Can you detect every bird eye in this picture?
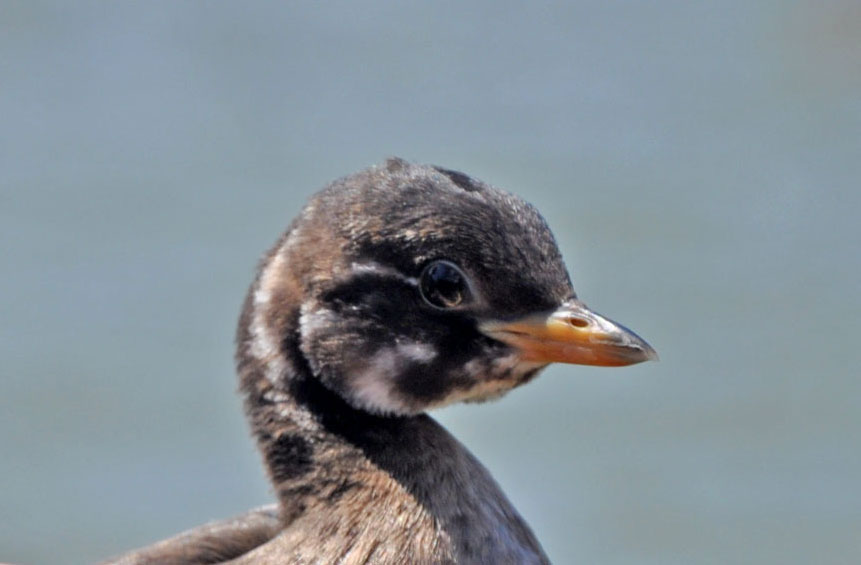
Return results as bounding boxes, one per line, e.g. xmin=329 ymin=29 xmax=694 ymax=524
xmin=420 ymin=261 xmax=470 ymax=309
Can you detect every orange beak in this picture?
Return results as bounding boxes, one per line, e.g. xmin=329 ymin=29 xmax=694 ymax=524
xmin=479 ymin=300 xmax=657 ymax=367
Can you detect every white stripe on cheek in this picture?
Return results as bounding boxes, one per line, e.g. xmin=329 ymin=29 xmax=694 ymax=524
xmin=350 ymin=348 xmax=407 ymax=414
xmin=395 ymin=342 xmax=437 ymax=363
xmin=348 ymin=342 xmax=437 ymax=415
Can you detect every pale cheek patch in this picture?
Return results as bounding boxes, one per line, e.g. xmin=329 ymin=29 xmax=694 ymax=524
xmin=396 ymin=341 xmax=437 ymax=364
xmin=349 ymin=342 xmax=437 ymax=415
xmin=297 ymin=303 xmax=340 ymax=376
xmin=298 ymin=303 xmax=339 ymax=339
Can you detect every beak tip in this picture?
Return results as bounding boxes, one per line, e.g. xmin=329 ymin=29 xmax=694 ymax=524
xmin=626 ymin=334 xmax=658 ymax=365
xmin=644 ymin=345 xmax=659 ymax=363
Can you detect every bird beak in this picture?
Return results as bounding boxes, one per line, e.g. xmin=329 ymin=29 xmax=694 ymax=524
xmin=479 ymin=300 xmax=657 ymax=367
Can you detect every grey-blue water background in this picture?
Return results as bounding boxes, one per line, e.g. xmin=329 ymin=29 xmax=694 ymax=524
xmin=2 ymin=3 xmax=859 ymax=564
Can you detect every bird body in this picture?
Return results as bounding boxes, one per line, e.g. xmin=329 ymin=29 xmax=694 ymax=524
xmin=103 ymin=159 xmax=655 ymax=564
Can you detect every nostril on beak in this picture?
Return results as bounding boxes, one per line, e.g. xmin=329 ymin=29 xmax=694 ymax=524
xmin=566 ymin=316 xmax=589 ymax=328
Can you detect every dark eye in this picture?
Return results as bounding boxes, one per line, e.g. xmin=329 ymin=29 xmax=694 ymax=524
xmin=419 ymin=261 xmax=470 ymax=309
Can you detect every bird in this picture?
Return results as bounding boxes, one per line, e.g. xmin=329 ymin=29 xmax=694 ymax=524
xmin=102 ymin=158 xmax=656 ymax=564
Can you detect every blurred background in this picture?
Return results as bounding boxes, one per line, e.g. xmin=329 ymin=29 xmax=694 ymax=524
xmin=1 ymin=2 xmax=859 ymax=563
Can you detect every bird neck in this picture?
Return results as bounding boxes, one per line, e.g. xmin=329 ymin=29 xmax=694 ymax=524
xmin=235 ymin=284 xmax=353 ymax=514
xmin=234 ymin=248 xmax=548 ymax=563
xmin=234 ymin=271 xmax=423 ymax=516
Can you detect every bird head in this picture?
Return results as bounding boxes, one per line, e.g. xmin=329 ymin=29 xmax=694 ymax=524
xmin=241 ymin=158 xmax=656 ymax=416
